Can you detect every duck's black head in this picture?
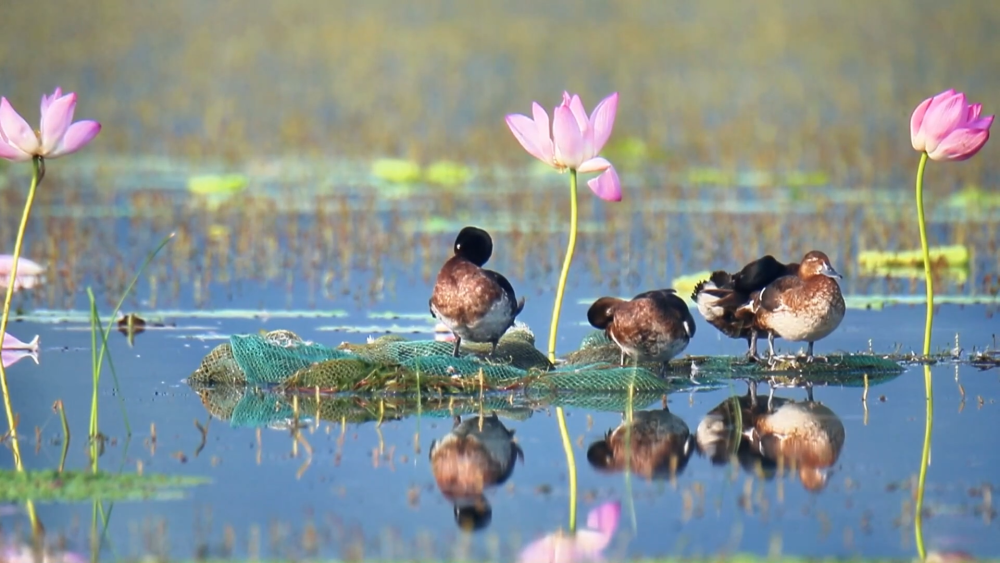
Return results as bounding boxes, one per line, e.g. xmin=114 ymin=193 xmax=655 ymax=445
xmin=453 ymin=496 xmax=492 ymax=532
xmin=454 ymin=226 xmax=493 ymax=267
xmin=585 ymin=437 xmax=615 ymax=471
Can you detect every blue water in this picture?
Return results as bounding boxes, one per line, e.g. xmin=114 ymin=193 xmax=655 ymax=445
xmin=3 ymin=272 xmax=998 ymax=560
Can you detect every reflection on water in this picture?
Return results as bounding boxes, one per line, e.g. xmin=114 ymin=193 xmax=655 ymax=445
xmin=695 ymin=384 xmax=846 ymax=492
xmin=750 ymin=399 xmax=846 ymax=492
xmin=429 ymin=414 xmax=523 ymax=533
xmin=587 ymin=405 xmax=694 ymax=480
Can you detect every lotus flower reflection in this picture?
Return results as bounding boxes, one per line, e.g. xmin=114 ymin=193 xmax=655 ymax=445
xmin=0 ymin=255 xmax=45 ymax=291
xmin=0 ymin=87 xmax=101 ymax=162
xmin=518 ymin=500 xmax=621 ymax=563
xmin=1 ymin=332 xmax=40 ymax=369
xmin=506 ymin=91 xmax=621 ymax=201
xmin=911 ymin=89 xmax=993 ymax=162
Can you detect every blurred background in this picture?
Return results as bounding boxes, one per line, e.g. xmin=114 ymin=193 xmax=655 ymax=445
xmin=1 ymin=3 xmax=999 ymax=560
xmin=0 ymin=0 xmax=998 ymax=313
xmin=2 ymin=0 xmax=998 ymax=184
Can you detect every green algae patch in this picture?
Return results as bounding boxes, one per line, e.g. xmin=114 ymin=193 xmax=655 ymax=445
xmin=857 ymin=245 xmax=970 ymax=269
xmin=0 ymin=470 xmax=208 ymax=502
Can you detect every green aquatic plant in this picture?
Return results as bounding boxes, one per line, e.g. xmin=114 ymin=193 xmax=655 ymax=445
xmin=914 ymin=364 xmax=934 ymax=561
xmin=0 ymin=88 xmax=102 ymax=472
xmin=909 ymin=89 xmax=993 ymax=356
xmin=86 ymin=232 xmax=175 ymax=472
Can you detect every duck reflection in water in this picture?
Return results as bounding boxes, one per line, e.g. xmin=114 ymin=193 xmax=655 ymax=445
xmin=696 ymin=382 xmax=846 ymax=492
xmin=429 ymin=413 xmax=523 ymax=532
xmin=586 ymin=403 xmax=694 ymax=480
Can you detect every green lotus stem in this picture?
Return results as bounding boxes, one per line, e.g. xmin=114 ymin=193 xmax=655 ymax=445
xmin=914 ymin=152 xmax=932 ymax=356
xmin=555 ymin=406 xmax=577 ymax=533
xmin=0 ymin=155 xmax=44 ymax=472
xmin=624 ymin=382 xmax=637 ymax=534
xmin=548 ymin=169 xmax=579 ymax=362
xmin=914 ymin=364 xmax=933 ymax=561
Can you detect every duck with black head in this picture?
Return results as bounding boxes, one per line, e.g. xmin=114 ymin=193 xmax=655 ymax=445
xmin=430 ymin=226 xmax=526 ymax=357
xmin=428 ymin=413 xmax=524 ymax=532
xmin=736 ymin=250 xmax=845 ymax=361
xmin=587 ymin=289 xmax=695 ymax=376
xmin=691 ymin=255 xmax=799 ymax=359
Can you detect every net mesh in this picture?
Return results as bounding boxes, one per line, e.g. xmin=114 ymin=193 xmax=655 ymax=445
xmin=187 ymin=323 xmax=906 ymax=395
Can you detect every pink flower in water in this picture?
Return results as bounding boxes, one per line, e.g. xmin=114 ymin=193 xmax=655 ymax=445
xmin=1 ymin=332 xmax=39 ymax=369
xmin=911 ymin=89 xmax=993 ymax=161
xmin=518 ymin=501 xmax=621 ymax=563
xmin=0 ymin=255 xmax=45 ymax=290
xmin=0 ymin=542 xmax=86 ymax=563
xmin=2 ymin=332 xmax=39 ymax=351
xmin=506 ymin=92 xmax=622 ymax=202
xmin=0 ymin=87 xmax=102 ymax=162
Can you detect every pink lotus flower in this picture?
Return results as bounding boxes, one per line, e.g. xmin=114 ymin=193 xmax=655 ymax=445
xmin=911 ymin=89 xmax=993 ymax=161
xmin=0 ymin=87 xmax=101 ymax=162
xmin=0 ymin=255 xmax=45 ymax=290
xmin=506 ymin=92 xmax=622 ymax=201
xmin=518 ymin=501 xmax=621 ymax=563
xmin=1 ymin=332 xmax=40 ymax=369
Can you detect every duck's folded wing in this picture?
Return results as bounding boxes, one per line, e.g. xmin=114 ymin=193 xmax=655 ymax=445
xmin=757 ymin=275 xmax=803 ymax=312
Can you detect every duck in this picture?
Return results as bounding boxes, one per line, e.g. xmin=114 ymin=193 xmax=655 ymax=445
xmin=746 ymin=399 xmax=846 ymax=492
xmin=429 ymin=413 xmax=524 ymax=532
xmin=691 ymin=255 xmax=799 ymax=359
xmin=735 ymin=250 xmax=845 ymax=361
xmin=586 ymin=406 xmax=694 ymax=479
xmin=694 ymin=384 xmax=788 ymax=468
xmin=587 ymin=289 xmax=695 ymax=375
xmin=429 ymin=227 xmax=526 ymax=357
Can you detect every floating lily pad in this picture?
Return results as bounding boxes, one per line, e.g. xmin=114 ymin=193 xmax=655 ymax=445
xmin=671 ymin=271 xmax=714 ymax=301
xmin=603 ymin=136 xmax=652 ymax=167
xmin=371 ymin=158 xmax=422 ymax=184
xmin=687 ymin=167 xmax=736 ymax=186
xmin=845 ymin=294 xmax=998 ymax=310
xmin=858 ymin=245 xmax=970 ymax=269
xmin=424 ymin=160 xmax=473 ymax=187
xmin=0 ymin=470 xmax=208 ymax=502
xmin=859 ymin=264 xmax=968 ymax=285
xmin=946 ymin=185 xmax=1000 ymax=209
xmin=11 ymin=308 xmax=350 ymax=324
xmin=784 ymin=170 xmax=830 ymax=188
xmin=187 ymin=174 xmax=248 ymax=195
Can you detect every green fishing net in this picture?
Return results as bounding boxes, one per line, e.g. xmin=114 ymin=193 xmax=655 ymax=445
xmin=187 ymin=324 xmax=906 ymax=397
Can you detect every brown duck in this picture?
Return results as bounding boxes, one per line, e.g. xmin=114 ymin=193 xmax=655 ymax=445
xmin=736 ymin=250 xmax=845 ymax=360
xmin=587 ymin=406 xmax=694 ymax=479
xmin=587 ymin=289 xmax=695 ymax=375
